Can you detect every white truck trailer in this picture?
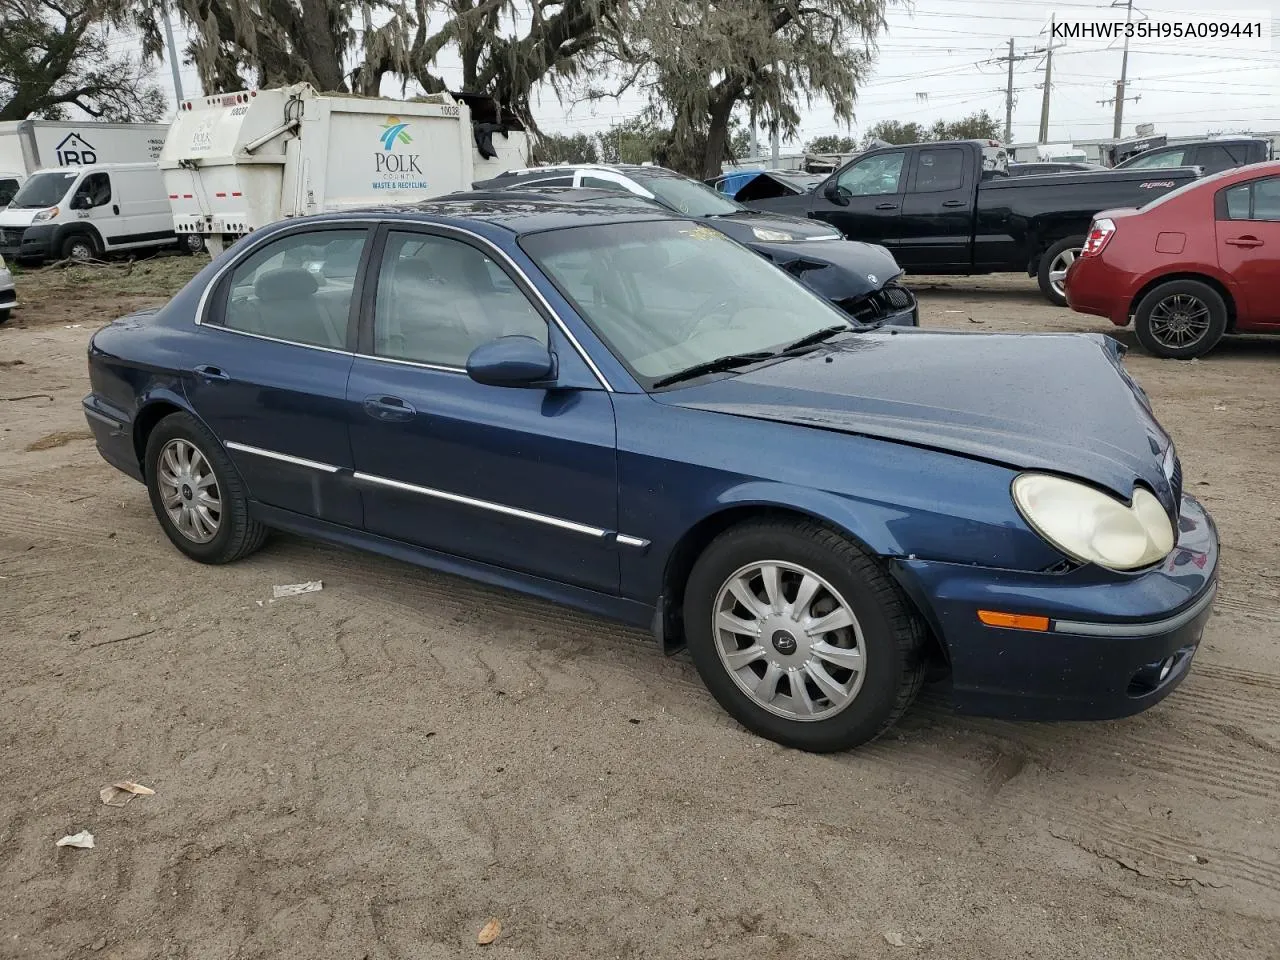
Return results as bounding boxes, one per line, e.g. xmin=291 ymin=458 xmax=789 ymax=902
xmin=0 ymin=119 xmax=168 ymax=206
xmin=159 ymin=84 xmax=529 ymax=253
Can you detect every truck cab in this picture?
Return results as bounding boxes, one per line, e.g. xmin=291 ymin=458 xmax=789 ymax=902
xmin=1116 ymin=138 xmax=1271 ymax=175
xmin=0 ymin=163 xmax=181 ymax=263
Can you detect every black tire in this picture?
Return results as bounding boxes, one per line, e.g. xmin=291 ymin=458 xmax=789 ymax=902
xmin=1037 ymin=235 xmax=1086 ymax=307
xmin=59 ymin=232 xmax=98 ymax=262
xmin=144 ymin=411 xmax=268 ymax=564
xmin=1134 ymin=279 xmax=1228 ymax=360
xmin=0 ymin=308 xmax=10 ymax=326
xmin=683 ymin=518 xmax=927 ymax=752
xmin=181 ymin=233 xmax=206 ymax=255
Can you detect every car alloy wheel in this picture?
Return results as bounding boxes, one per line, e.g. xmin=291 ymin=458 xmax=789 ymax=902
xmin=1147 ymin=293 xmax=1211 ymax=350
xmin=156 ymin=437 xmax=221 ymax=543
xmin=67 ymin=238 xmax=95 ymax=261
xmin=712 ymin=560 xmax=867 ymax=721
xmin=1047 ymin=247 xmax=1078 ymax=299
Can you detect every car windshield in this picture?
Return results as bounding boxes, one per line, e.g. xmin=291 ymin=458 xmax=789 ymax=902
xmin=521 ymin=218 xmax=852 ymax=386
xmin=9 ymin=171 xmax=77 ymax=209
xmin=638 ymin=173 xmax=743 ymax=217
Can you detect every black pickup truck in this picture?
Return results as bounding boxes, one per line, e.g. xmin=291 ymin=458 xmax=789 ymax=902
xmin=746 ymin=140 xmax=1201 ymax=305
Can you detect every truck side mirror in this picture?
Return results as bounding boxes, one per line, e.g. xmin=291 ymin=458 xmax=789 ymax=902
xmin=823 ymin=180 xmax=850 ymax=206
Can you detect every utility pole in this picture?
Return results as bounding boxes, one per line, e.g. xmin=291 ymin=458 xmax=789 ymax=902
xmin=1038 ymin=14 xmax=1061 ymax=143
xmin=1005 ymin=38 xmax=1015 ymax=143
xmin=1112 ymin=0 xmax=1134 ymax=137
xmin=161 ymin=1 xmax=184 ymax=103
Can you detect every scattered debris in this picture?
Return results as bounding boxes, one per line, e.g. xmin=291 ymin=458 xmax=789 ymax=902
xmin=1 ymin=394 xmax=54 ymax=403
xmin=99 ymin=781 xmax=156 ymax=807
xmin=883 ymin=931 xmax=907 ymax=947
xmin=477 ymin=918 xmax=502 ymax=945
xmin=56 ymin=830 xmax=95 ymax=849
xmin=967 ymin=316 xmax=984 ymax=324
xmin=90 ymin=937 xmax=107 ymax=951
xmin=87 ymin=628 xmax=156 ymax=649
xmin=272 ymin=580 xmax=323 ymax=601
xmin=1214 ymin=404 xmax=1227 ymax=412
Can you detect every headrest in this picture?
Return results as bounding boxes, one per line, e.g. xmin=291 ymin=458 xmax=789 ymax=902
xmin=255 ymin=267 xmax=318 ymax=302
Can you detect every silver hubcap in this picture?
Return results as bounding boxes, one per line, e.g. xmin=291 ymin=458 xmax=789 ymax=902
xmin=69 ymin=241 xmax=93 ymax=261
xmin=1149 ymin=293 xmax=1211 ymax=349
xmin=157 ymin=438 xmax=221 ymax=543
xmin=712 ymin=561 xmax=867 ymax=722
xmin=1048 ymin=247 xmax=1079 ymax=297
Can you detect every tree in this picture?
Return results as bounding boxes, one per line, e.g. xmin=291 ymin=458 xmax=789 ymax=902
xmin=593 ymin=0 xmax=893 ymax=178
xmin=533 ymin=130 xmax=599 ymax=164
xmin=805 ymin=134 xmax=857 ymax=154
xmin=862 ymin=120 xmax=928 ymax=146
xmin=928 ymin=110 xmax=1001 ymax=142
xmin=0 ymin=0 xmax=166 ymax=121
xmin=597 ymin=116 xmax=667 ymax=163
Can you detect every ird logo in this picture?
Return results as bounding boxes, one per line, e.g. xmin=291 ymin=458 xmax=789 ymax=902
xmin=55 ymin=132 xmax=97 ymax=165
xmin=379 ymin=118 xmax=412 ymax=151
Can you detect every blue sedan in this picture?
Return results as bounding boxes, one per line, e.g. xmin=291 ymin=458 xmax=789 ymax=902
xmin=83 ymin=199 xmax=1218 ymax=752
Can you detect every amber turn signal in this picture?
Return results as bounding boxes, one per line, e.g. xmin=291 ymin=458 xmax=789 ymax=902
xmin=977 ymin=610 xmax=1050 ymax=632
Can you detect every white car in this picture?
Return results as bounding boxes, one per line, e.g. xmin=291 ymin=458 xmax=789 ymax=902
xmin=0 ymin=251 xmax=14 ymax=324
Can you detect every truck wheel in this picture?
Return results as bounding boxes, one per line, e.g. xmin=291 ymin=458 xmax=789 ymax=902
xmin=1134 ymin=279 xmax=1227 ymax=360
xmin=60 ymin=233 xmax=98 ymax=262
xmin=682 ymin=518 xmax=927 ymax=752
xmin=0 ymin=308 xmax=10 ymax=326
xmin=181 ymin=234 xmax=206 ymax=255
xmin=1037 ymin=236 xmax=1085 ymax=307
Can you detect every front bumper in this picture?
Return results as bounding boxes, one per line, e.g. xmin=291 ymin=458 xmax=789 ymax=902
xmin=897 ymin=493 xmax=1218 ymax=721
xmin=0 ymin=266 xmax=14 ymax=311
xmin=0 ymin=224 xmax=53 ymax=261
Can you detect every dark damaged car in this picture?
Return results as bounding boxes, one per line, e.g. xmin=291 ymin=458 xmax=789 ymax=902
xmin=83 ymin=198 xmax=1217 ymax=753
xmin=469 ymin=165 xmax=918 ymax=327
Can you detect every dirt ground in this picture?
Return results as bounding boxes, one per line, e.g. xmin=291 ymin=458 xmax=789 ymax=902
xmin=2 ymin=259 xmax=1278 ymax=960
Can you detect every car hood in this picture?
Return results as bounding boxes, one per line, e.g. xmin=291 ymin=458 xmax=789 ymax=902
xmin=749 ymin=238 xmax=902 ymax=300
xmin=710 ymin=210 xmax=841 ymax=243
xmin=0 ymin=208 xmax=39 ymax=227
xmin=655 ymin=330 xmax=1175 ymax=505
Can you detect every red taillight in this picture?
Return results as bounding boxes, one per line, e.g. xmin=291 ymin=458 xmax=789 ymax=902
xmin=1081 ymin=217 xmax=1116 ymax=257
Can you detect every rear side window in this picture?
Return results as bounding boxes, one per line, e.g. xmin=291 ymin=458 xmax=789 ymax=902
xmin=217 ymin=229 xmax=367 ymax=349
xmin=1196 ymin=145 xmax=1241 ymax=174
xmin=914 ymin=148 xmax=964 ymax=192
xmin=1219 ymin=178 xmax=1280 ymax=222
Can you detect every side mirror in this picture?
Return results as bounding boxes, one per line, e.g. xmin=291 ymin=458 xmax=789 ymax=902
xmin=823 ymin=180 xmax=850 ymax=206
xmin=466 ymin=335 xmax=557 ymax=388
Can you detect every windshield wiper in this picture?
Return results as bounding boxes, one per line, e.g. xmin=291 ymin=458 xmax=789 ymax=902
xmin=650 ymin=350 xmax=777 ymax=388
xmin=779 ymin=324 xmax=851 ymax=354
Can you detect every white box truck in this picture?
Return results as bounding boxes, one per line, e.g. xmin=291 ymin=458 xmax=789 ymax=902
xmin=160 ymin=84 xmax=530 ymax=253
xmin=0 ymin=119 xmax=168 ymax=207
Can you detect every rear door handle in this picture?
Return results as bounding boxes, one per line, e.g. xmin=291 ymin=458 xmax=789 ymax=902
xmin=194 ymin=364 xmax=229 ymax=381
xmin=363 ymin=395 xmax=417 ymax=421
xmin=1225 ymin=236 xmax=1263 ymax=248
xmin=941 ymin=199 xmax=965 ymax=207
xmin=875 ymin=202 xmax=898 ymax=210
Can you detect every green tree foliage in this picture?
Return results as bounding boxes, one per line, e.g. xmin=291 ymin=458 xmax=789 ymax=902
xmin=532 ymin=130 xmax=600 ymax=164
xmin=0 ymin=0 xmax=166 ymax=121
xmin=863 ymin=111 xmax=1003 ymax=147
xmin=862 ymin=119 xmax=928 ymax=146
xmin=804 ymin=134 xmax=858 ymax=153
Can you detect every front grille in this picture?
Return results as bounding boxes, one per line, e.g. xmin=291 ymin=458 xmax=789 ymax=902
xmin=839 ymin=282 xmax=916 ymax=325
xmin=0 ymin=227 xmax=23 ymax=247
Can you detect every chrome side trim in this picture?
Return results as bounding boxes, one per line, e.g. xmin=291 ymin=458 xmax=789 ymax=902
xmin=192 ymin=216 xmax=615 ymax=392
xmin=616 ymin=534 xmax=650 ymax=548
xmin=225 ymin=441 xmax=341 ymax=474
xmin=353 ymin=471 xmax=609 ymax=538
xmin=1053 ymin=581 xmax=1217 ymax=638
xmin=352 ymin=352 xmax=465 ymax=374
xmin=203 ymin=324 xmax=353 ymax=356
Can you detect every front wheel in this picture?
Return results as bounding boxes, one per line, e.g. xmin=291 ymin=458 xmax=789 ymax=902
xmin=1134 ymin=279 xmax=1227 ymax=359
xmin=683 ymin=519 xmax=927 ymax=752
xmin=144 ymin=412 xmax=268 ymax=564
xmin=0 ymin=308 xmax=10 ymax=326
xmin=1037 ymin=235 xmax=1085 ymax=307
xmin=60 ymin=232 xmax=98 ymax=262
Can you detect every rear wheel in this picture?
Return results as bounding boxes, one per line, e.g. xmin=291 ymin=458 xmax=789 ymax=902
xmin=0 ymin=308 xmax=10 ymax=326
xmin=1134 ymin=279 xmax=1227 ymax=359
xmin=59 ymin=232 xmax=98 ymax=262
xmin=181 ymin=233 xmax=206 ymax=255
xmin=683 ymin=519 xmax=927 ymax=752
xmin=144 ymin=412 xmax=268 ymax=564
xmin=1037 ymin=235 xmax=1085 ymax=307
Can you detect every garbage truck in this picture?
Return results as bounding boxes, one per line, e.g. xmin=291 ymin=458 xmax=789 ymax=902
xmin=0 ymin=119 xmax=167 ymax=206
xmin=159 ymin=84 xmax=530 ymax=253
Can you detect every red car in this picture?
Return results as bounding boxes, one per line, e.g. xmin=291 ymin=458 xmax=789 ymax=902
xmin=1065 ymin=161 xmax=1280 ymax=358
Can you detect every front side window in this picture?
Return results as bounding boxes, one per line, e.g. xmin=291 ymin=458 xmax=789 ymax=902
xmin=523 ymin=219 xmax=850 ymax=386
xmin=836 ymin=152 xmax=906 ymax=197
xmin=373 ymin=231 xmax=546 ymax=368
xmin=1126 ymin=148 xmax=1187 ymax=170
xmin=73 ymin=172 xmax=111 ymax=208
xmin=914 ymin=148 xmax=964 ymax=192
xmin=218 ymin=229 xmax=367 ymax=349
xmin=0 ymin=178 xmax=19 ymax=206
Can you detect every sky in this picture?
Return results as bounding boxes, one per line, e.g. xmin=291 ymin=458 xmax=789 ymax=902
xmin=114 ymin=0 xmax=1280 ymax=148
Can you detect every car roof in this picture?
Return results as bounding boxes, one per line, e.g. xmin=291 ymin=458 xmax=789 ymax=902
xmin=443 ymin=186 xmax=661 ymax=206
xmin=479 ymin=162 xmax=686 ymax=182
xmin=315 ymin=196 xmax=681 ymax=235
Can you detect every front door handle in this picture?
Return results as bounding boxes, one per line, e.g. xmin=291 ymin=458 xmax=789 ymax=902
xmin=194 ymin=364 xmax=229 ymax=381
xmin=941 ymin=199 xmax=965 ymax=207
xmin=1225 ymin=236 xmax=1263 ymax=248
xmin=363 ymin=394 xmax=417 ymax=421
xmin=875 ymin=202 xmax=898 ymax=210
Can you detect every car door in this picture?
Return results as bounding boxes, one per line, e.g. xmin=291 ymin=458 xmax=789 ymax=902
xmin=895 ymin=145 xmax=972 ymax=270
xmin=810 ymin=149 xmax=907 ymax=245
xmin=185 ymin=224 xmax=371 ymax=526
xmin=1215 ymin=176 xmax=1280 ymax=327
xmin=69 ymin=171 xmax=118 ymax=242
xmin=345 ymin=226 xmax=620 ymax=593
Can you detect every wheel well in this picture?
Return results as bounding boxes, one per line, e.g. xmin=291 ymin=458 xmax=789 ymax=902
xmin=1129 ymin=273 xmax=1237 ymax=330
xmin=660 ymin=506 xmax=949 ymax=669
xmin=55 ymin=223 xmax=103 ymax=256
xmin=131 ymin=401 xmax=182 ymax=472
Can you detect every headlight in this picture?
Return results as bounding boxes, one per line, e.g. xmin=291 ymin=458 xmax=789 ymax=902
xmin=1012 ymin=473 xmax=1175 ymax=571
xmin=32 ymin=206 xmax=58 ymax=222
xmin=752 ymin=227 xmax=796 ymax=242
